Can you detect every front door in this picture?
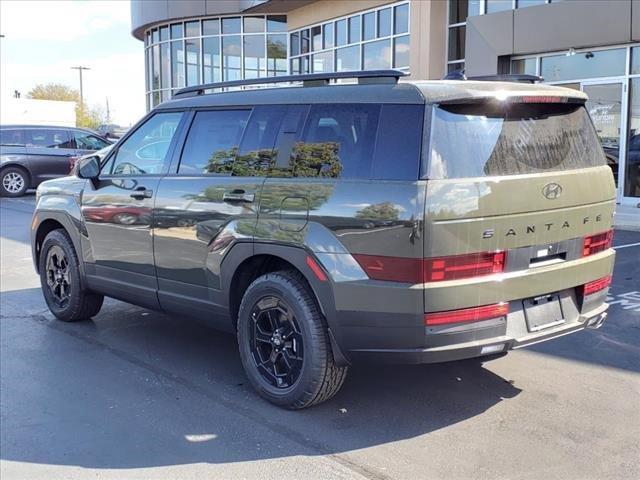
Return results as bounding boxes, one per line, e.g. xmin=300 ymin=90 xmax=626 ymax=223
xmin=81 ymin=111 xmax=184 ymax=307
xmin=153 ymin=106 xmax=286 ymax=322
xmin=581 ymin=82 xmax=625 ymax=200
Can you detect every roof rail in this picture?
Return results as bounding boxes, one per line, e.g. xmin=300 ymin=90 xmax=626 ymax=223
xmin=467 ymin=74 xmax=544 ymax=84
xmin=173 ymin=69 xmax=409 ymax=98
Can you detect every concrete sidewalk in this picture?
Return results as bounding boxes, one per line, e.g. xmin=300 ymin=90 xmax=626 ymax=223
xmin=615 ymin=203 xmax=640 ymax=231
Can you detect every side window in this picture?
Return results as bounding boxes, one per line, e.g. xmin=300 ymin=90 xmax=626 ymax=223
xmin=27 ymin=129 xmax=74 ymax=149
xmin=289 ymin=104 xmax=380 ymax=178
xmin=110 ymin=112 xmax=183 ymax=175
xmin=234 ymin=106 xmax=287 ymax=176
xmin=74 ymin=131 xmax=110 ymax=151
xmin=178 ymin=110 xmax=250 ymax=175
xmin=372 ymin=104 xmax=424 ymax=180
xmin=0 ymin=129 xmax=25 ymax=146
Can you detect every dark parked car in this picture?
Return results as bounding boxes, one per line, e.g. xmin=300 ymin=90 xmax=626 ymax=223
xmin=97 ymin=123 xmax=128 ymax=140
xmin=0 ymin=125 xmax=111 ymax=197
xmin=31 ymin=71 xmax=615 ymax=409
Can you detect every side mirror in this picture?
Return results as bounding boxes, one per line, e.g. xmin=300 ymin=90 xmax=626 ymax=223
xmin=77 ymin=155 xmax=100 ymax=180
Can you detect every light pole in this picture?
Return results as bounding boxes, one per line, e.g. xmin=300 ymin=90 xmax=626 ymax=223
xmin=71 ymin=65 xmax=90 ymax=106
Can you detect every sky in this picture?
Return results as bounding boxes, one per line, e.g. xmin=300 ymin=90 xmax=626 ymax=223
xmin=0 ymin=0 xmax=145 ymax=126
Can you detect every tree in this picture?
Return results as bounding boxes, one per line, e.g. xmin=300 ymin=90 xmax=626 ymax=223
xmin=355 ymin=201 xmax=401 ymax=221
xmin=27 ymin=83 xmax=103 ymax=130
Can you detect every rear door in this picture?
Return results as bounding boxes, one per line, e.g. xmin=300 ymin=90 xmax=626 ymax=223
xmin=81 ymin=111 xmax=185 ymax=308
xmin=153 ymin=106 xmax=285 ymax=320
xmin=25 ymin=128 xmax=76 ymax=183
xmin=423 ymin=100 xmax=616 ymax=314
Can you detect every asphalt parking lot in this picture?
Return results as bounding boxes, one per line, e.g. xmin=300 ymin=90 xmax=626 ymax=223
xmin=1 ymin=194 xmax=639 ymax=480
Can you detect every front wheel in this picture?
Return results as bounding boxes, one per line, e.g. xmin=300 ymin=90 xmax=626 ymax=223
xmin=39 ymin=229 xmax=104 ymax=322
xmin=237 ymin=270 xmax=348 ymax=409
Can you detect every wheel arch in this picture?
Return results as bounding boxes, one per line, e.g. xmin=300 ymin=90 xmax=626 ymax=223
xmin=32 ymin=211 xmax=86 ymax=285
xmin=221 ymin=242 xmax=350 ymax=366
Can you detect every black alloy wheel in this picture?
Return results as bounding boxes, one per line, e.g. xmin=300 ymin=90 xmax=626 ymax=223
xmin=39 ymin=229 xmax=104 ymax=322
xmin=237 ymin=270 xmax=348 ymax=409
xmin=249 ymin=295 xmax=304 ymax=389
xmin=45 ymin=245 xmax=71 ymax=308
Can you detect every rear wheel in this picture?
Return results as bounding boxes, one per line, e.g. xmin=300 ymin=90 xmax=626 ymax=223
xmin=237 ymin=270 xmax=348 ymax=409
xmin=0 ymin=167 xmax=29 ymax=197
xmin=39 ymin=229 xmax=103 ymax=322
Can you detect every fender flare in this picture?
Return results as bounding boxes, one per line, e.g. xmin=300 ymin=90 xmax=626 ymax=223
xmin=32 ymin=208 xmax=87 ymax=287
xmin=220 ymin=241 xmax=350 ymax=365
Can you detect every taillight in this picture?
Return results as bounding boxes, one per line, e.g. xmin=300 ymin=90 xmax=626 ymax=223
xmin=425 ymin=303 xmax=509 ymax=326
xmin=581 ymin=275 xmax=612 ymax=296
xmin=583 ymin=230 xmax=613 ymax=256
xmin=353 ymin=251 xmax=506 ymax=284
xmin=424 ymin=251 xmax=506 ymax=282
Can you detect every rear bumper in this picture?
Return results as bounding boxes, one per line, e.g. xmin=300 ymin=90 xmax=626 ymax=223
xmin=346 ymin=301 xmax=609 ymax=364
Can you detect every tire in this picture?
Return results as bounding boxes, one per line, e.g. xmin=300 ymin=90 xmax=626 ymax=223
xmin=0 ymin=166 xmax=29 ymax=197
xmin=39 ymin=229 xmax=104 ymax=322
xmin=237 ymin=270 xmax=348 ymax=409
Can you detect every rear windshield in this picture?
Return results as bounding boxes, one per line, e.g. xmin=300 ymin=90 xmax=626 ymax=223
xmin=427 ymin=103 xmax=606 ymax=179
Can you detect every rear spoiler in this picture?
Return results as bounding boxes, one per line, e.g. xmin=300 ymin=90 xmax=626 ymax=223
xmin=442 ymin=71 xmax=544 ymax=84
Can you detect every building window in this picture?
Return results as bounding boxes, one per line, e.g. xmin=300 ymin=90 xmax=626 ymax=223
xmin=145 ymin=14 xmax=290 ymax=109
xmin=288 ymin=1 xmax=410 ymax=75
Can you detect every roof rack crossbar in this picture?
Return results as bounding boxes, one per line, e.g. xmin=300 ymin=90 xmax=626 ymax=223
xmin=173 ymin=69 xmax=408 ymax=98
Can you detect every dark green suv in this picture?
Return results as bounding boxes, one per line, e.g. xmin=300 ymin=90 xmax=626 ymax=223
xmin=31 ymin=71 xmax=615 ymax=408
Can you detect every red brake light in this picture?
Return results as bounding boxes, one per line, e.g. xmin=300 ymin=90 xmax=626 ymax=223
xmin=582 ymin=275 xmax=612 ymax=296
xmin=518 ymin=95 xmax=567 ymax=103
xmin=424 ymin=251 xmax=506 ymax=282
xmin=583 ymin=230 xmax=613 ymax=256
xmin=425 ymin=303 xmax=509 ymax=326
xmin=353 ymin=251 xmax=506 ymax=284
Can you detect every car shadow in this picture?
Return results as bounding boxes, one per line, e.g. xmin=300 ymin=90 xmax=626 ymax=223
xmin=1 ymin=287 xmax=521 ymax=470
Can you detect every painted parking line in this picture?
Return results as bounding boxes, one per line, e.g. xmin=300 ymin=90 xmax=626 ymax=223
xmin=613 ymin=242 xmax=640 ymax=250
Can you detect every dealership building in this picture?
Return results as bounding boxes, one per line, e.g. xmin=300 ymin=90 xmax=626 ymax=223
xmin=130 ymin=0 xmax=639 ymax=204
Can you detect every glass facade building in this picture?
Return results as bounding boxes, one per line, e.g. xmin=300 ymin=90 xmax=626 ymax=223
xmin=144 ymin=15 xmax=287 ymax=109
xmin=288 ymin=2 xmax=410 ymax=74
xmin=142 ymin=2 xmax=412 ymax=110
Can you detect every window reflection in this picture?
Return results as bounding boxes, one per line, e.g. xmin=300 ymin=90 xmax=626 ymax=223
xmin=185 ymin=39 xmax=200 ymax=86
xmin=393 ymin=35 xmax=409 ymax=68
xmin=222 ymin=36 xmax=242 ymax=81
xmin=541 ymin=49 xmax=626 ymax=82
xmin=244 ymin=35 xmax=266 ymax=78
xmin=336 ymin=45 xmax=359 ymax=71
xmin=203 ymin=37 xmax=221 ymax=83
xmin=364 ymin=39 xmax=390 ymax=70
xmin=312 ymin=51 xmax=333 ymax=73
xmin=179 ymin=110 xmax=250 ymax=174
xmin=267 ymin=34 xmax=287 ymax=76
xmin=171 ymin=41 xmax=185 ymax=88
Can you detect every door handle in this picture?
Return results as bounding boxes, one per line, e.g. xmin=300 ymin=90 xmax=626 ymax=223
xmin=130 ymin=187 xmax=153 ymax=200
xmin=223 ymin=190 xmax=255 ymax=203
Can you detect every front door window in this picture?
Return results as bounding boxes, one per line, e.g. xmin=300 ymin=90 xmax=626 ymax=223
xmin=582 ymin=83 xmax=623 ymax=191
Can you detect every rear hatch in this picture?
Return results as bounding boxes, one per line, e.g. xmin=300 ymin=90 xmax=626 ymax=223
xmin=423 ymin=98 xmax=616 ymax=315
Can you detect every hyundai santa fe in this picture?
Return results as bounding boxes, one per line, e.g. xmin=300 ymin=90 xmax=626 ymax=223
xmin=30 ymin=70 xmax=616 ymax=409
